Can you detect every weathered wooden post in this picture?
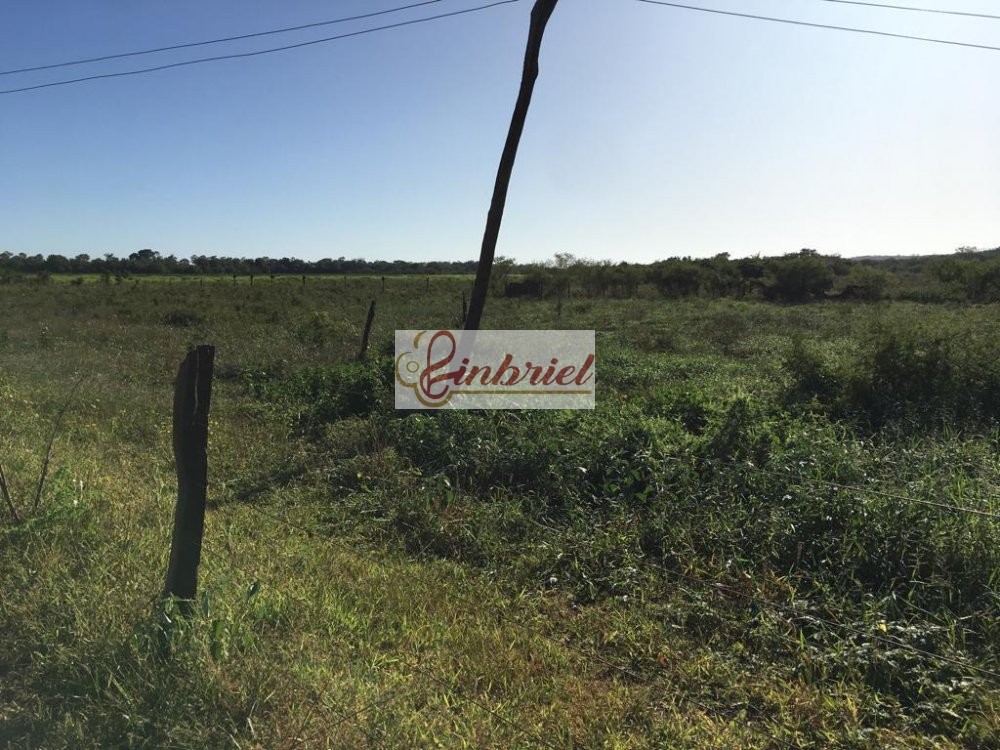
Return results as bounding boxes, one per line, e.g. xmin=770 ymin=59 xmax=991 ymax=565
xmin=465 ymin=0 xmax=559 ymax=331
xmin=162 ymin=345 xmax=215 ymax=610
xmin=461 ymin=291 xmax=468 ymax=325
xmin=381 ymin=275 xmax=386 ymax=292
xmin=357 ymin=300 xmax=376 ymax=362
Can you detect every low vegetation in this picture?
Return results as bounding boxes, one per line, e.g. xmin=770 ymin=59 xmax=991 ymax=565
xmin=2 ymin=274 xmax=998 ymax=748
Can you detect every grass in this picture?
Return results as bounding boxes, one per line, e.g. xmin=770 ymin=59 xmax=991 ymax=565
xmin=2 ymin=277 xmax=999 ymax=748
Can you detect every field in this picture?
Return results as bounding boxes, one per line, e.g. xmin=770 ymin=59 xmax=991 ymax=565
xmin=1 ymin=275 xmax=999 ymax=749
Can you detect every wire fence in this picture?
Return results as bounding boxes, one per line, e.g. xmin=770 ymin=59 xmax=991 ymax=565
xmin=217 ymin=429 xmax=1000 ymax=747
xmin=234 ymin=499 xmax=876 ymax=748
xmin=682 ymin=450 xmax=1000 ymax=522
xmin=221 ymin=501 xmax=577 ymax=749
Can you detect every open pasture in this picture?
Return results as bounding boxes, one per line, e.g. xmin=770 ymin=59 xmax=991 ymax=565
xmin=2 ymin=277 xmax=999 ymax=748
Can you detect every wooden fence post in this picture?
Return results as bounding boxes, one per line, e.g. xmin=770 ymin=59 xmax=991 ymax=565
xmin=461 ymin=291 xmax=468 ymax=326
xmin=357 ymin=300 xmax=376 ymax=362
xmin=162 ymin=345 xmax=215 ymax=609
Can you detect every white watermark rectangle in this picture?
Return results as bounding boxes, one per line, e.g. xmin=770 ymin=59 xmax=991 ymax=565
xmin=394 ymin=330 xmax=595 ymax=410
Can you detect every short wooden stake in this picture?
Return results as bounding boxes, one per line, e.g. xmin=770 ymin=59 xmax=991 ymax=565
xmin=357 ymin=300 xmax=376 ymax=361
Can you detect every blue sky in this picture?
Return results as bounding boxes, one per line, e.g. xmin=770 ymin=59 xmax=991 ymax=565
xmin=1 ymin=0 xmax=997 ymax=263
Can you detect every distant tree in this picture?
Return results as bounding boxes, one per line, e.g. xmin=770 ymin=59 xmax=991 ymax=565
xmin=648 ymin=259 xmax=705 ymax=297
xmin=45 ymin=254 xmax=71 ymax=273
xmin=842 ymin=265 xmax=890 ymax=301
xmin=963 ymin=257 xmax=1000 ymax=302
xmin=767 ymin=251 xmax=834 ymax=302
xmin=489 ymin=255 xmax=516 ymax=295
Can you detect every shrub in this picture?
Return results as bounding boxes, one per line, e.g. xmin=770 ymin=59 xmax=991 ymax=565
xmin=161 ymin=310 xmax=203 ymax=328
xmin=841 ymin=265 xmax=890 ymax=300
xmin=294 ymin=311 xmax=338 ymax=348
xmin=766 ymin=251 xmax=834 ymax=303
xmin=783 ymin=327 xmax=1000 ymax=428
xmin=247 ymin=359 xmax=390 ymax=433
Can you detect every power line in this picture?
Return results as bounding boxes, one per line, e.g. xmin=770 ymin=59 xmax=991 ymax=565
xmin=0 ymin=0 xmax=446 ymax=77
xmin=811 ymin=0 xmax=1000 ymax=21
xmin=633 ymin=0 xmax=1000 ymax=52
xmin=0 ymin=0 xmax=523 ymax=96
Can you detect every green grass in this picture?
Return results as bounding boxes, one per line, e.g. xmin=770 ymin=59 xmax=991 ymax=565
xmin=2 ymin=279 xmax=999 ymax=748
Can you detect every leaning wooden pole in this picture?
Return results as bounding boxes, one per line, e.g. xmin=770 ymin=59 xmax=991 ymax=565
xmin=464 ymin=0 xmax=558 ymax=332
xmin=163 ymin=345 xmax=215 ymax=609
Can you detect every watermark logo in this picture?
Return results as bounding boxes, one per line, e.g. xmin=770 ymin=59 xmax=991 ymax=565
xmin=395 ymin=330 xmax=595 ymax=409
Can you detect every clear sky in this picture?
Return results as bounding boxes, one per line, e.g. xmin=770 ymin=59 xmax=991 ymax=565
xmin=1 ymin=0 xmax=997 ymax=263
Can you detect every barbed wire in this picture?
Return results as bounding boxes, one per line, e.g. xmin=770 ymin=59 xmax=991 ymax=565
xmin=219 ymin=502 xmax=576 ymax=749
xmin=658 ymin=562 xmax=1000 ymax=681
xmin=643 ymin=445 xmax=1000 ymax=522
xmin=234 ymin=500 xmax=828 ymax=748
xmin=243 ymin=482 xmax=1000 ymax=684
xmin=717 ymin=455 xmax=1000 ymax=521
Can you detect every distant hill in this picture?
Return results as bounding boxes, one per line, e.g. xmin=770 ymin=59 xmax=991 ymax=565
xmin=853 ymin=246 xmax=1000 ymax=264
xmin=852 ymin=254 xmax=922 ymax=262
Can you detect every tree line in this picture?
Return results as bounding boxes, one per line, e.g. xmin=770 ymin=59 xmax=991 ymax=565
xmin=510 ymin=247 xmax=1000 ymax=304
xmin=2 ymin=245 xmax=998 ymax=303
xmin=0 ymin=249 xmax=478 ymax=277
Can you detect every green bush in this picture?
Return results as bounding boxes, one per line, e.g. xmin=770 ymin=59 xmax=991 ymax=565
xmin=161 ymin=310 xmax=203 ymax=328
xmin=766 ymin=250 xmax=834 ymax=303
xmin=842 ymin=265 xmax=890 ymax=300
xmin=246 ymin=359 xmax=390 ymax=432
xmin=783 ymin=328 xmax=1000 ymax=428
